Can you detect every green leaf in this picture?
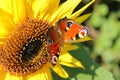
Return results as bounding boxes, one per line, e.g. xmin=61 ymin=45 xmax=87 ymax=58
xmin=75 ymin=13 xmax=91 ymax=23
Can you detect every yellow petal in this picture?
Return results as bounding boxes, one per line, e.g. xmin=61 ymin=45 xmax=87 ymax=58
xmin=50 ymin=0 xmax=82 ymax=24
xmin=71 ymin=36 xmax=93 ymax=43
xmin=0 ymin=34 xmax=8 ymax=45
xmin=39 ymin=0 xmax=60 ymax=20
xmin=62 ymin=45 xmax=79 ymax=52
xmin=0 ymin=0 xmax=12 ymax=14
xmin=50 ymin=63 xmax=69 ymax=78
xmin=59 ymin=52 xmax=84 ymax=68
xmin=27 ymin=63 xmax=52 ymax=80
xmin=75 ymin=13 xmax=91 ymax=23
xmin=0 ymin=66 xmax=6 ymax=79
xmin=0 ymin=8 xmax=16 ymax=32
xmin=32 ymin=0 xmax=46 ymax=18
xmin=22 ymin=76 xmax=27 ymax=80
xmin=32 ymin=0 xmax=54 ymax=18
xmin=0 ymin=27 xmax=8 ymax=36
xmin=24 ymin=0 xmax=33 ymax=18
xmin=41 ymin=0 xmax=60 ymax=21
xmin=12 ymin=0 xmax=27 ymax=24
xmin=69 ymin=0 xmax=95 ymax=19
xmin=5 ymin=73 xmax=22 ymax=80
xmin=0 ymin=27 xmax=9 ymax=46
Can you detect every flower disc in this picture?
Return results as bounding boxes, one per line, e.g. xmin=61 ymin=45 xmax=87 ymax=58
xmin=0 ymin=18 xmax=51 ymax=76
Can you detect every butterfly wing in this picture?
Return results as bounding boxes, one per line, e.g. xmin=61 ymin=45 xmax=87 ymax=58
xmin=56 ymin=17 xmax=89 ymax=42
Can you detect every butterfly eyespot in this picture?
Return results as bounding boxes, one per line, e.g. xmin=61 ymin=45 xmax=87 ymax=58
xmin=80 ymin=28 xmax=89 ymax=36
xmin=65 ymin=21 xmax=74 ymax=31
xmin=67 ymin=21 xmax=74 ymax=28
xmin=80 ymin=31 xmax=85 ymax=36
xmin=83 ymin=28 xmax=89 ymax=35
xmin=51 ymin=55 xmax=58 ymax=65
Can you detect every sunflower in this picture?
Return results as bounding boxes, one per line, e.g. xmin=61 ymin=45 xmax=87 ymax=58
xmin=0 ymin=0 xmax=95 ymax=80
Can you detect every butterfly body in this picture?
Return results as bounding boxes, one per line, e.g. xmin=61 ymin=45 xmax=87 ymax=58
xmin=47 ymin=17 xmax=89 ymax=65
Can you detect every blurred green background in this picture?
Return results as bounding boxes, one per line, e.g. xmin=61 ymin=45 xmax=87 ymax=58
xmin=52 ymin=0 xmax=120 ymax=80
xmin=87 ymin=0 xmax=120 ymax=80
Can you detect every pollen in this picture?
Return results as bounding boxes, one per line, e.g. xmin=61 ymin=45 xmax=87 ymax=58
xmin=0 ymin=18 xmax=51 ymax=76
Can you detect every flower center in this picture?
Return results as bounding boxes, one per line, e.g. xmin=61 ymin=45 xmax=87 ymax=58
xmin=0 ymin=18 xmax=51 ymax=75
xmin=21 ymin=38 xmax=43 ymax=63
